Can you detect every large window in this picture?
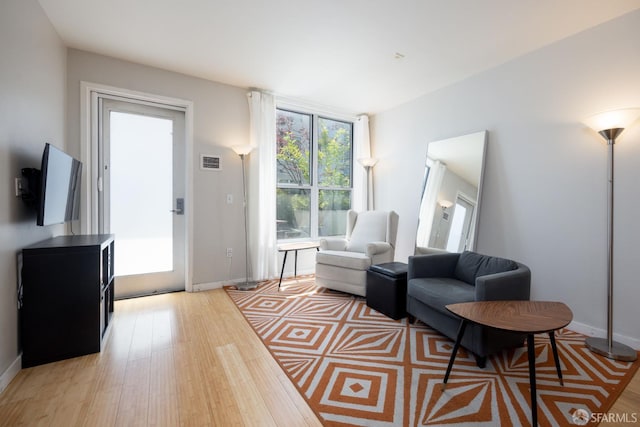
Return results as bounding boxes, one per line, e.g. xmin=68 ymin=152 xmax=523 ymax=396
xmin=276 ymin=108 xmax=353 ymax=240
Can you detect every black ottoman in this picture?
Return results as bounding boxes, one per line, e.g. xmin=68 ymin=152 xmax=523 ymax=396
xmin=366 ymin=262 xmax=408 ymax=320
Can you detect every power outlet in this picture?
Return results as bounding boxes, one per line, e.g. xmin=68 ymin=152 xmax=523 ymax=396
xmin=226 ymin=248 xmax=233 ymax=258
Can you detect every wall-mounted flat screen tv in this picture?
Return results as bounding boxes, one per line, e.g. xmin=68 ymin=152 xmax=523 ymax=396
xmin=37 ymin=143 xmax=82 ymax=226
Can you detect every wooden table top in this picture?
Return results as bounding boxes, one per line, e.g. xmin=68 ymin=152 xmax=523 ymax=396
xmin=277 ymin=241 xmax=320 ymax=251
xmin=446 ymin=301 xmax=573 ymax=334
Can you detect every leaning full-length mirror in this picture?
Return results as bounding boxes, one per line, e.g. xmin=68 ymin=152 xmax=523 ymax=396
xmin=416 ymin=131 xmax=487 ymax=253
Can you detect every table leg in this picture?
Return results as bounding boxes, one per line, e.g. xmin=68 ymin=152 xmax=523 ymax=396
xmin=278 ymin=251 xmax=288 ymax=291
xmin=549 ymin=331 xmax=563 ymax=386
xmin=527 ymin=334 xmax=538 ymax=426
xmin=443 ymin=319 xmax=467 ymax=390
xmin=294 ymin=250 xmax=298 ymax=277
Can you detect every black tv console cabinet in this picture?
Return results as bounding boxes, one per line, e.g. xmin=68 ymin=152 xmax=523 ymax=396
xmin=20 ymin=234 xmax=115 ymax=368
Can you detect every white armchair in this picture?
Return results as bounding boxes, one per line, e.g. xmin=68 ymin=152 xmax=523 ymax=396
xmin=315 ymin=210 xmax=399 ymax=296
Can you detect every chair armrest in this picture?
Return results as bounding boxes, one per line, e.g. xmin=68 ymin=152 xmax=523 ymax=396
xmin=475 ymin=263 xmax=531 ymax=301
xmin=365 ymin=242 xmax=392 ymax=257
xmin=408 ymin=253 xmax=460 ymax=280
xmin=319 ymin=238 xmax=347 ymax=251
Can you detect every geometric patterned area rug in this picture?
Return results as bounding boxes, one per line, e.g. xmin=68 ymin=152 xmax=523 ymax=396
xmin=225 ymin=276 xmax=639 ymax=426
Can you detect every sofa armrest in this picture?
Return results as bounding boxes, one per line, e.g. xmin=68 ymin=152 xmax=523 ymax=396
xmin=474 ymin=263 xmax=531 ymax=301
xmin=415 ymin=246 xmax=449 ymax=255
xmin=365 ymin=241 xmax=392 ymax=257
xmin=408 ymin=252 xmax=460 ymax=280
xmin=319 ymin=238 xmax=347 ymax=251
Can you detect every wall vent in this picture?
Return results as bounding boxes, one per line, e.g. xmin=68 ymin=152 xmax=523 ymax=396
xmin=200 ymin=154 xmax=221 ymax=171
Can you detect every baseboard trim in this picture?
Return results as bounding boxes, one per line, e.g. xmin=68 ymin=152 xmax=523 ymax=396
xmin=192 ymin=280 xmax=234 ymax=292
xmin=0 ymin=355 xmax=21 ymax=394
xmin=193 ymin=270 xmax=316 ymax=292
xmin=569 ymin=320 xmax=640 ymax=350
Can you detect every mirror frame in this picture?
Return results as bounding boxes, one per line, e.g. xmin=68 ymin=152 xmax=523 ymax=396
xmin=415 ymin=130 xmax=487 ymax=254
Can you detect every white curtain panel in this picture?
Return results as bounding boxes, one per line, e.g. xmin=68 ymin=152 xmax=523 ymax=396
xmin=415 ymin=158 xmax=446 ymax=248
xmin=247 ymin=91 xmax=278 ymax=280
xmin=353 ymin=114 xmax=371 ymax=212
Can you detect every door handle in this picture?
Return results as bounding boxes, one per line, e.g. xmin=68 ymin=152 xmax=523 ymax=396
xmin=170 ymin=198 xmax=184 ymax=215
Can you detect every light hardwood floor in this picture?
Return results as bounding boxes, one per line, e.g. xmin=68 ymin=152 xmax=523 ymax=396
xmin=0 ymin=289 xmax=322 ymax=426
xmin=0 ymin=289 xmax=637 ymax=426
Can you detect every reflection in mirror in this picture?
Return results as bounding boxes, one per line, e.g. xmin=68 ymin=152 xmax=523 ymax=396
xmin=416 ymin=131 xmax=487 ymax=254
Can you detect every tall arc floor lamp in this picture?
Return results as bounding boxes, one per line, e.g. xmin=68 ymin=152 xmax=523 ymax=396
xmin=232 ymin=145 xmax=259 ymax=290
xmin=358 ymin=157 xmax=378 ymax=210
xmin=583 ymin=108 xmax=640 ymax=362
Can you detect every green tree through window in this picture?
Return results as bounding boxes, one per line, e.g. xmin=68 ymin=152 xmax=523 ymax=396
xmin=276 ymin=108 xmax=353 ymax=239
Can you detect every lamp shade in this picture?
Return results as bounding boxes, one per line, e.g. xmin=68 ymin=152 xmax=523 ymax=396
xmin=439 ymin=200 xmax=453 ymax=209
xmin=358 ymin=157 xmax=378 ymax=168
xmin=583 ymin=108 xmax=640 ymax=132
xmin=232 ymin=145 xmax=254 ymax=156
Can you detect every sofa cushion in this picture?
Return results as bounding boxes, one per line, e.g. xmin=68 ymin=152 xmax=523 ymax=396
xmin=346 ymin=211 xmax=388 ymax=253
xmin=454 ymin=251 xmax=518 ymax=285
xmin=408 ymin=278 xmax=475 ymax=314
xmin=316 ymin=250 xmax=371 ymax=271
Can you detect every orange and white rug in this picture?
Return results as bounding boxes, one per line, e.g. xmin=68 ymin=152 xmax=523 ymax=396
xmin=225 ymin=276 xmax=639 ymax=426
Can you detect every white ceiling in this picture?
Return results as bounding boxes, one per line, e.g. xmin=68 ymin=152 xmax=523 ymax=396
xmin=38 ymin=0 xmax=640 ymax=114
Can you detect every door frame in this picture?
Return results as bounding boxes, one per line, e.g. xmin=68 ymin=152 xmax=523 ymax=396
xmin=80 ymin=81 xmax=194 ymax=292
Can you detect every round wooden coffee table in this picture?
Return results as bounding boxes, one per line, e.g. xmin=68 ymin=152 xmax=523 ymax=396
xmin=443 ymin=300 xmax=573 ymax=426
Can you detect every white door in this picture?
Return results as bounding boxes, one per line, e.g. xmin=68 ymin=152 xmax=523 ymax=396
xmin=99 ymin=98 xmax=186 ymax=298
xmin=446 ymin=196 xmax=475 ymax=253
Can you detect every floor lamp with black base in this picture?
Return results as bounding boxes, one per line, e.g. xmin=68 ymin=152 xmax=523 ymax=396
xmin=583 ymin=108 xmax=639 ymax=362
xmin=232 ymin=145 xmax=259 ymax=291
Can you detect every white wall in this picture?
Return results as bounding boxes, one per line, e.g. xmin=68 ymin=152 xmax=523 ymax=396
xmin=0 ymin=0 xmax=66 ymax=385
xmin=371 ymin=10 xmax=640 ymax=347
xmin=66 ymin=50 xmax=250 ymax=287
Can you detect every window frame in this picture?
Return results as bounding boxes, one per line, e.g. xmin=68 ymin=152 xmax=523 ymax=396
xmin=276 ymin=106 xmax=354 ymax=242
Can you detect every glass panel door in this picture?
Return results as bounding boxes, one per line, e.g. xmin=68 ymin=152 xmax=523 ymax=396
xmin=110 ymin=112 xmax=173 ymax=276
xmin=100 ymin=98 xmax=185 ymax=298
